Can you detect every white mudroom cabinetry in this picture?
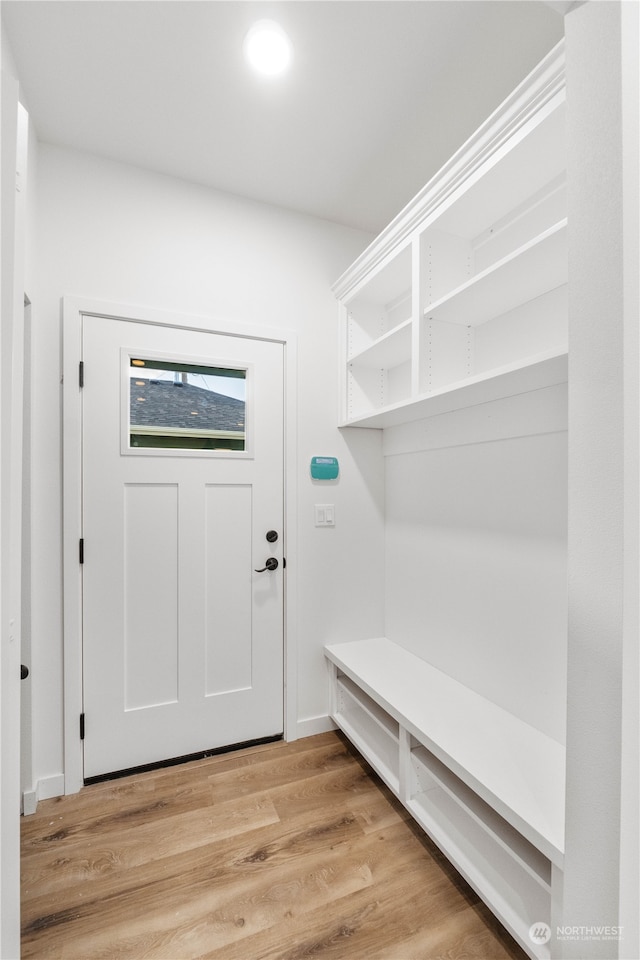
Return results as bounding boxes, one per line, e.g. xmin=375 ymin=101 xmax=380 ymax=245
xmin=326 ymin=40 xmax=567 ymax=960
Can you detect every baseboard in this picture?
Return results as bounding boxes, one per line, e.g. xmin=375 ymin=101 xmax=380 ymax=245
xmin=22 ymin=773 xmax=66 ymax=815
xmin=295 ymin=715 xmax=337 ymax=739
xmin=38 ymin=773 xmax=65 ymax=800
xmin=22 ymin=789 xmax=38 ymax=816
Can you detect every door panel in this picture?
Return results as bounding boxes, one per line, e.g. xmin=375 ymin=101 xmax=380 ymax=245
xmin=204 ymin=484 xmax=253 ymax=694
xmin=82 ymin=315 xmax=284 ymax=779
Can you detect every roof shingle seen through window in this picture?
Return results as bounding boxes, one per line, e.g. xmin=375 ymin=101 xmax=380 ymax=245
xmin=130 ymin=380 xmax=245 ymax=432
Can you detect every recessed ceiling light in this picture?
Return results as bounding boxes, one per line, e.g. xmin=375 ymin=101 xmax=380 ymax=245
xmin=243 ymin=20 xmax=292 ymax=77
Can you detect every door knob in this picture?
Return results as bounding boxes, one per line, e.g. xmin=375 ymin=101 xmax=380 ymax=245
xmin=21 ymin=664 xmax=29 ymax=680
xmin=255 ymin=558 xmax=278 ymax=573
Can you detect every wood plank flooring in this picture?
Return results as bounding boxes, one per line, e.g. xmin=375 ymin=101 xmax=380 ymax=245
xmin=21 ymin=731 xmax=527 ymax=960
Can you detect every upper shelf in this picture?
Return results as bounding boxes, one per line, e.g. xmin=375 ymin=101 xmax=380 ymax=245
xmin=424 ymin=221 xmax=567 ymax=328
xmin=338 ymin=41 xmax=567 ymax=432
xmin=333 ymin=41 xmax=566 ymax=304
xmin=348 ymin=318 xmax=412 ymax=369
xmin=341 ymin=349 xmax=568 ymax=429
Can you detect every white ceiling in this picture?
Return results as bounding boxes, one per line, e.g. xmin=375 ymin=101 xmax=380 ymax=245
xmin=1 ymin=1 xmax=563 ymax=234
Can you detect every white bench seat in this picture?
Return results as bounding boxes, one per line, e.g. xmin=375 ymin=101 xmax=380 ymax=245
xmin=325 ymin=636 xmax=565 ymax=865
xmin=325 ymin=637 xmax=566 ymax=960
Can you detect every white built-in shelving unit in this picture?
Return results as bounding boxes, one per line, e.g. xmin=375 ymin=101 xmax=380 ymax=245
xmin=334 ymin=42 xmax=567 ymax=429
xmin=327 ymin=39 xmax=567 ymax=960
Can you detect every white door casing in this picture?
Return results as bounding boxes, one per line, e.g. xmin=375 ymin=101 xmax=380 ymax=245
xmin=63 ymin=299 xmax=298 ymax=793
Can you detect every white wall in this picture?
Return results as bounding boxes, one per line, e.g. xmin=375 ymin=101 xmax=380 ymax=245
xmin=21 ymin=94 xmax=38 ymax=816
xmin=31 ymin=143 xmax=385 ymax=788
xmin=383 ymin=387 xmax=568 ymax=742
xmin=1 ymin=19 xmax=19 ymax=80
xmin=0 ymin=65 xmax=22 ymax=960
xmin=563 ymin=2 xmax=638 ymax=958
xmin=619 ymin=1 xmax=640 ymax=950
xmin=1 ymin=40 xmax=34 ymax=954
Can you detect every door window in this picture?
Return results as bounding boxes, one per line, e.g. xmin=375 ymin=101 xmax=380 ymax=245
xmin=127 ymin=356 xmax=247 ymax=452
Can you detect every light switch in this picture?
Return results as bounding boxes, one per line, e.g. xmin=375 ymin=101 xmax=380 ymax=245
xmin=315 ymin=504 xmax=335 ymax=527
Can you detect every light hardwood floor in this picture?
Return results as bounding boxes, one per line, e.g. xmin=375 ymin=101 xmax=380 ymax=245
xmin=21 ymin=731 xmax=527 ymax=959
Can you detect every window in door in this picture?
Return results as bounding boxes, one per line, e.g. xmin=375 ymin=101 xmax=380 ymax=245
xmin=127 ymin=356 xmax=247 ymax=452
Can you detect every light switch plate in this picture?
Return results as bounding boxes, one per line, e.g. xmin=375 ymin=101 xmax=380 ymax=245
xmin=315 ymin=504 xmax=335 ymax=527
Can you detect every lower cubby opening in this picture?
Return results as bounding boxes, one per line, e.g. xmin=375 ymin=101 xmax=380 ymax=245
xmin=409 ymin=743 xmax=552 ymax=959
xmin=334 ymin=673 xmax=400 ymax=791
xmin=406 ymin=789 xmax=552 ymax=958
xmin=410 ymin=740 xmax=551 ymax=889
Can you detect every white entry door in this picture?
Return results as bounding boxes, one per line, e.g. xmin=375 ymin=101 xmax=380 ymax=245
xmin=81 ymin=315 xmax=284 ymax=780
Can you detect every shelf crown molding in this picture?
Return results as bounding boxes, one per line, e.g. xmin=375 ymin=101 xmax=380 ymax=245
xmin=332 ymin=39 xmax=565 ymax=302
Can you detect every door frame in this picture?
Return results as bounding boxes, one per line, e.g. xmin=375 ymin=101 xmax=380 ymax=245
xmin=62 ymin=296 xmax=298 ymax=795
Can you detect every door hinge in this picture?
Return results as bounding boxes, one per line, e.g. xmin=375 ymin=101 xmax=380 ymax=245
xmin=80 ymin=713 xmax=85 ymax=740
xmin=79 ymin=361 xmax=84 ymax=388
xmin=79 ymin=538 xmax=84 ymax=564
